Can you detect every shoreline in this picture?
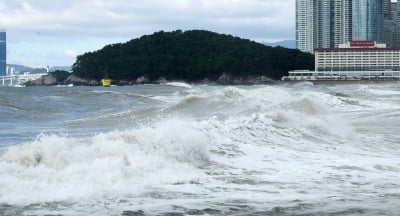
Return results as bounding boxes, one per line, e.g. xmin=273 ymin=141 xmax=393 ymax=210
xmin=280 ymin=80 xmax=400 ymax=85
xmin=23 ymin=72 xmax=278 ymax=87
xmin=21 ymin=71 xmax=400 ymax=87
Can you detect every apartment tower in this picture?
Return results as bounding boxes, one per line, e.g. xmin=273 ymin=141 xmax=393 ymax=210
xmin=314 ymin=0 xmax=332 ymax=49
xmin=352 ymin=0 xmax=384 ymax=43
xmin=333 ymin=0 xmax=353 ymax=47
xmin=296 ymin=0 xmax=315 ymax=53
xmin=296 ymin=0 xmax=353 ymax=53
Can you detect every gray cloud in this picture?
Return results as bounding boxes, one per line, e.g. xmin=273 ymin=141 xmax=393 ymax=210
xmin=0 ymin=0 xmax=295 ymax=66
xmin=0 ymin=0 xmax=294 ymax=41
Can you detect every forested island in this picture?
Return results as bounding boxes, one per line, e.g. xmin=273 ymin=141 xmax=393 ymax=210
xmin=27 ymin=30 xmax=314 ymax=86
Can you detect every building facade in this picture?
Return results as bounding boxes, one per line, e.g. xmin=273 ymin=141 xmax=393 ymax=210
xmin=315 ymin=41 xmax=400 ymax=73
xmin=391 ymin=2 xmax=399 ymax=23
xmin=385 ymin=19 xmax=400 ymax=48
xmin=296 ymin=0 xmax=389 ymax=53
xmin=314 ymin=0 xmax=332 ymax=49
xmin=283 ymin=40 xmax=400 ymax=81
xmin=352 ymin=0 xmax=384 ymax=43
xmin=296 ymin=0 xmax=354 ymax=53
xmin=296 ymin=0 xmax=315 ymax=53
xmin=0 ymin=30 xmax=6 ymax=76
xmin=384 ymin=0 xmax=392 ymax=20
xmin=333 ymin=0 xmax=353 ymax=47
xmin=383 ymin=1 xmax=400 ymax=48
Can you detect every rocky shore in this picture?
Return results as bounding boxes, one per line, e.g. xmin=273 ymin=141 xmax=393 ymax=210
xmin=24 ymin=71 xmax=100 ymax=86
xmin=24 ymin=71 xmax=277 ymax=86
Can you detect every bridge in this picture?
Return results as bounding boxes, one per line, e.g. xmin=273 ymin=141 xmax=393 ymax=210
xmin=0 ymin=73 xmax=47 ymax=86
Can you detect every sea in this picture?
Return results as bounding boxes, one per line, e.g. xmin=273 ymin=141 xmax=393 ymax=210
xmin=0 ymin=82 xmax=400 ymax=216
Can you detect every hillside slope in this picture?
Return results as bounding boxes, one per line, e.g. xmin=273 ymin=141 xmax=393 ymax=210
xmin=72 ymin=30 xmax=314 ymax=81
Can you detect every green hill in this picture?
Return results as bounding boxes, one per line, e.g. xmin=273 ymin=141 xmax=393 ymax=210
xmin=72 ymin=30 xmax=314 ymax=81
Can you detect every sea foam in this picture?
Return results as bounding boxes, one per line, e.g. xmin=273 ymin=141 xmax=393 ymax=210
xmin=0 ymin=119 xmax=209 ymax=205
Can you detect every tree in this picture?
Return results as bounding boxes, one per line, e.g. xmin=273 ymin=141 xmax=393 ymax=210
xmin=72 ymin=30 xmax=314 ymax=81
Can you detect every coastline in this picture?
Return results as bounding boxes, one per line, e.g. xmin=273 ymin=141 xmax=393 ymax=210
xmin=23 ymin=72 xmax=278 ymax=86
xmin=22 ymin=70 xmax=400 ymax=87
xmin=281 ymin=80 xmax=400 ymax=85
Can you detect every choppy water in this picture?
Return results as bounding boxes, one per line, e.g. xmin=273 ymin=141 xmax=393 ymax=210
xmin=0 ymin=82 xmax=400 ymax=216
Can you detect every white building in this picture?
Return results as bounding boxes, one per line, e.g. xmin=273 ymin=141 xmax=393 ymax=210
xmin=6 ymin=66 xmax=15 ymax=76
xmin=284 ymin=40 xmax=400 ymax=81
xmin=315 ymin=41 xmax=399 ymax=73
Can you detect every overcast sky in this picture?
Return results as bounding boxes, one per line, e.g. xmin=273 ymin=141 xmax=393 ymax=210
xmin=0 ymin=0 xmax=295 ymax=68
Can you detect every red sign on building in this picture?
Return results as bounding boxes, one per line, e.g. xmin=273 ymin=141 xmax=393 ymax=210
xmin=350 ymin=40 xmax=375 ymax=47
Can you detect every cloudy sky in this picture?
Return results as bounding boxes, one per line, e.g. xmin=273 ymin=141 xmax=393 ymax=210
xmin=0 ymin=0 xmax=295 ymax=68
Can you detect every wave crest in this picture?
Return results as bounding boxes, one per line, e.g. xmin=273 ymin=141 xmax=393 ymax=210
xmin=0 ymin=119 xmax=209 ymax=205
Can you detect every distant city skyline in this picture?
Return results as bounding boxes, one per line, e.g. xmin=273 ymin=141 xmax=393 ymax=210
xmin=296 ymin=0 xmax=400 ymax=53
xmin=296 ymin=0 xmax=388 ymax=53
xmin=0 ymin=0 xmax=296 ymax=68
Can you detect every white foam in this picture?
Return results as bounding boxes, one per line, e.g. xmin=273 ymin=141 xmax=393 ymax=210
xmin=165 ymin=82 xmax=192 ymax=88
xmin=203 ymin=86 xmax=356 ymax=139
xmin=2 ymin=84 xmax=400 ymax=214
xmin=0 ymin=119 xmax=209 ymax=205
xmin=358 ymin=85 xmax=400 ymax=96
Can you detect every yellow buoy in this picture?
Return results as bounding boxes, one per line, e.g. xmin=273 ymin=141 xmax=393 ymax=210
xmin=101 ymin=79 xmax=112 ymax=87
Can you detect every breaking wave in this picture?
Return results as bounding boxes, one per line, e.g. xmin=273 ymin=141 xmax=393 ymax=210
xmin=0 ymin=119 xmax=209 ymax=205
xmin=1 ymin=84 xmax=400 ymax=215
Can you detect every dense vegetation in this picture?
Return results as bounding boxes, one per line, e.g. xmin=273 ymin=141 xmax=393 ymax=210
xmin=50 ymin=70 xmax=70 ymax=82
xmin=72 ymin=30 xmax=314 ymax=81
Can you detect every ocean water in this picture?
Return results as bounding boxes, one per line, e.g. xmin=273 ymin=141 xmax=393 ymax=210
xmin=0 ymin=83 xmax=400 ymax=216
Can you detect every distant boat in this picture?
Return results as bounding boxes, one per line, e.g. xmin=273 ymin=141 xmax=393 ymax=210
xmin=101 ymin=70 xmax=112 ymax=87
xmin=101 ymin=78 xmax=112 ymax=87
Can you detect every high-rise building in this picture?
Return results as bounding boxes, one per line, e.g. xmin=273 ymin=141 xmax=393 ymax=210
xmin=384 ymin=0 xmax=392 ymax=20
xmin=383 ymin=1 xmax=400 ymax=48
xmin=296 ymin=0 xmax=353 ymax=53
xmin=396 ymin=2 xmax=400 ymax=23
xmin=333 ymin=0 xmax=353 ymax=47
xmin=296 ymin=0 xmax=333 ymax=53
xmin=296 ymin=0 xmax=315 ymax=53
xmin=0 ymin=30 xmax=5 ymax=76
xmin=390 ymin=2 xmax=397 ymax=22
xmin=314 ymin=0 xmax=332 ymax=49
xmin=352 ymin=0 xmax=384 ymax=43
xmin=296 ymin=0 xmax=387 ymax=52
xmin=384 ymin=19 xmax=400 ymax=48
